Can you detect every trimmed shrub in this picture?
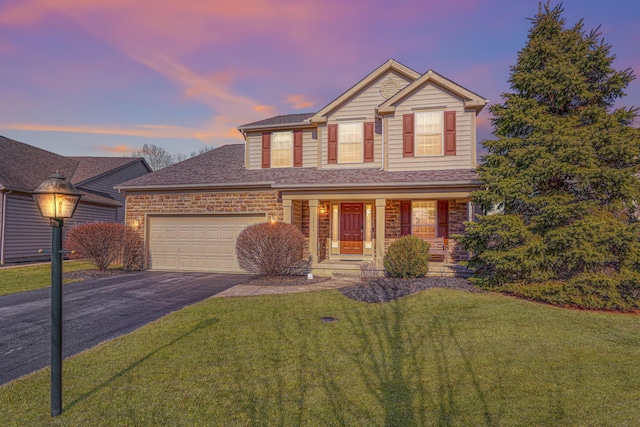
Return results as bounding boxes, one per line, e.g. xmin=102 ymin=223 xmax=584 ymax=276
xmin=235 ymin=222 xmax=310 ymax=277
xmin=65 ymin=222 xmax=144 ymax=271
xmin=384 ymin=236 xmax=430 ymax=279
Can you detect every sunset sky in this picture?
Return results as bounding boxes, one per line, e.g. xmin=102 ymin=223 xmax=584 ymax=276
xmin=1 ymin=0 xmax=638 ymax=158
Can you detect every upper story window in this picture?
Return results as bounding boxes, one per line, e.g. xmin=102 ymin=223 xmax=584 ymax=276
xmin=271 ymin=131 xmax=292 ymax=168
xmin=339 ymin=122 xmax=363 ymax=163
xmin=415 ymin=111 xmax=443 ymax=156
xmin=412 ymin=201 xmax=437 ymax=238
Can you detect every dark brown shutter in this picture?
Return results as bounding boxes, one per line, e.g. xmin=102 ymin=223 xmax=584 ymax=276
xmin=328 ymin=124 xmax=338 ymax=164
xmin=444 ymin=111 xmax=456 ymax=156
xmin=293 ymin=130 xmax=303 ymax=167
xmin=403 ymin=114 xmax=414 ymax=157
xmin=261 ymin=132 xmax=271 ymax=168
xmin=401 ymin=201 xmax=411 ymax=236
xmin=364 ymin=121 xmax=374 ymax=162
xmin=437 ymin=200 xmax=449 ymax=239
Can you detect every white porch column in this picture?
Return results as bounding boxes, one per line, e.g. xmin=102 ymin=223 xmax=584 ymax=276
xmin=309 ymin=199 xmax=319 ymax=264
xmin=282 ymin=199 xmax=293 ymax=224
xmin=375 ymin=198 xmax=386 ymax=269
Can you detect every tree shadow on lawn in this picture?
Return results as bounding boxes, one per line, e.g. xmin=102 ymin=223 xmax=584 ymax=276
xmin=229 ymin=294 xmax=509 ymax=426
xmin=64 ymin=317 xmax=219 ymax=412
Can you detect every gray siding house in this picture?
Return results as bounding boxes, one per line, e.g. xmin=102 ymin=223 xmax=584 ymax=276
xmin=0 ymin=136 xmax=152 ymax=264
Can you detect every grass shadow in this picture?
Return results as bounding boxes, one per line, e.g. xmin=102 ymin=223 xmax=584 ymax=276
xmin=64 ymin=317 xmax=219 ymax=411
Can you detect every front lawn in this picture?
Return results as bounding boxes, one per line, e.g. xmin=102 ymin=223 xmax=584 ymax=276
xmin=2 ymin=288 xmax=639 ymax=425
xmin=0 ymin=261 xmax=99 ymax=296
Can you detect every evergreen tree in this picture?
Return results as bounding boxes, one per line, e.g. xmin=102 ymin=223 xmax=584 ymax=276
xmin=460 ymin=3 xmax=640 ymax=307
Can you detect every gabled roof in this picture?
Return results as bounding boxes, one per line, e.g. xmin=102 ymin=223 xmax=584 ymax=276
xmin=0 ymin=135 xmax=140 ymax=207
xmin=0 ymin=136 xmax=78 ymax=193
xmin=238 ymin=113 xmax=316 ymax=132
xmin=378 ymin=69 xmax=488 ymax=114
xmin=68 ymin=156 xmax=151 ymax=185
xmin=117 ymin=144 xmax=480 ymax=191
xmin=310 ymin=59 xmax=421 ymax=124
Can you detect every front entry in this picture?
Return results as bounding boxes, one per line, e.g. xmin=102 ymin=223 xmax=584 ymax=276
xmin=340 ymin=203 xmax=363 ymax=254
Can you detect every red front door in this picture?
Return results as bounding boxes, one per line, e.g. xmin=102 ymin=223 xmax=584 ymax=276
xmin=340 ymin=203 xmax=363 ymax=254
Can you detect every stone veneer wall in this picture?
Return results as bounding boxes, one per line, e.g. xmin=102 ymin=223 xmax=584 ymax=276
xmin=125 ymin=190 xmax=283 ymax=235
xmin=382 ymin=199 xmax=469 ymax=262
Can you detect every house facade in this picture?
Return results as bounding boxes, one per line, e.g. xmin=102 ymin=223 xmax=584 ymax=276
xmin=118 ymin=59 xmax=487 ymax=275
xmin=0 ymin=136 xmax=151 ymax=264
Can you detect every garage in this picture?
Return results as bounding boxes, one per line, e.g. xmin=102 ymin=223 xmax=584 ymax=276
xmin=147 ymin=214 xmax=265 ymax=273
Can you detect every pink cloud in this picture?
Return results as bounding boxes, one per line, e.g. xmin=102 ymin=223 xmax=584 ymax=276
xmin=93 ymin=144 xmax=136 ymax=154
xmin=285 ymin=95 xmax=314 ymax=110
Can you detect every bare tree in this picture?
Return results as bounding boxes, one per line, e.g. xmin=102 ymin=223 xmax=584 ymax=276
xmin=133 ymin=144 xmax=175 ymax=171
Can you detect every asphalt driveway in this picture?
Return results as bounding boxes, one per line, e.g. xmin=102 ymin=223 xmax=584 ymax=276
xmin=0 ymin=271 xmax=247 ymax=386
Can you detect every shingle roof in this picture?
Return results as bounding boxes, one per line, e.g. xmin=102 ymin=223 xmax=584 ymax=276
xmin=0 ymin=136 xmax=78 ymax=192
xmin=118 ymin=144 xmax=480 ymax=191
xmin=237 ymin=113 xmax=316 ymax=131
xmin=0 ymin=135 xmax=134 ymax=206
xmin=68 ymin=156 xmax=147 ymax=184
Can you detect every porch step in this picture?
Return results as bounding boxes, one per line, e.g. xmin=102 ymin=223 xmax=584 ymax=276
xmin=311 ymin=261 xmax=473 ymax=279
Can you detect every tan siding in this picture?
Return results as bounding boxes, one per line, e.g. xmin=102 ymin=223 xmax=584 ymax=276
xmin=387 ymin=83 xmax=473 ymax=171
xmin=246 ymin=133 xmax=263 ymax=170
xmin=247 ymin=129 xmax=317 ymax=169
xmin=321 ymin=70 xmax=412 ymax=170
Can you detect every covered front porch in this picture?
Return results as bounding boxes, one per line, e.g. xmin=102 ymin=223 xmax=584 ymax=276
xmin=280 ymin=189 xmax=475 ymax=277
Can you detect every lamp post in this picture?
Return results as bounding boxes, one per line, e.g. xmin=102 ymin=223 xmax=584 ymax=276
xmin=32 ymin=173 xmax=81 ymax=417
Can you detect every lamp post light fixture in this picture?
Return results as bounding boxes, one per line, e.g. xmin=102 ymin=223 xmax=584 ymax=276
xmin=32 ymin=173 xmax=81 ymax=417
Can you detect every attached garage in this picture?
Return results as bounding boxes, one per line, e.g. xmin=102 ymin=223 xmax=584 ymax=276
xmin=147 ymin=214 xmax=265 ymax=273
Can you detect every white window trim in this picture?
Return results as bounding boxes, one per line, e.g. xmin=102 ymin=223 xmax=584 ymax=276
xmin=271 ymin=131 xmax=293 ymax=168
xmin=338 ymin=122 xmax=363 ymax=164
xmin=415 ymin=111 xmax=444 ymax=157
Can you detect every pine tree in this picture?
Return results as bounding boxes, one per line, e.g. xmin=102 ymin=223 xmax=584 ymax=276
xmin=460 ymin=3 xmax=640 ymax=307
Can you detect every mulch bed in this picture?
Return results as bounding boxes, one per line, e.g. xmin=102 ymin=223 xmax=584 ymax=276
xmin=338 ymin=277 xmax=483 ymax=303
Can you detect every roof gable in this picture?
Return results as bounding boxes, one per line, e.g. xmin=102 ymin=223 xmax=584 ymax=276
xmin=68 ymin=156 xmax=151 ymax=185
xmin=310 ymin=59 xmax=421 ymax=124
xmin=378 ymin=70 xmax=488 ymax=114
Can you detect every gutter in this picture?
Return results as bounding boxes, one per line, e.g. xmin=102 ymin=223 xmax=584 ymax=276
xmin=272 ymin=179 xmax=482 ymax=190
xmin=116 ymin=181 xmax=276 ymax=192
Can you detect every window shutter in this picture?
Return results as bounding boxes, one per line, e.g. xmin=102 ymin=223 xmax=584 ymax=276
xmin=328 ymin=124 xmax=338 ymax=164
xmin=401 ymin=201 xmax=411 ymax=236
xmin=444 ymin=111 xmax=456 ymax=156
xmin=437 ymin=200 xmax=449 ymax=239
xmin=293 ymin=130 xmax=303 ymax=167
xmin=364 ymin=121 xmax=374 ymax=162
xmin=261 ymin=132 xmax=271 ymax=168
xmin=403 ymin=114 xmax=414 ymax=157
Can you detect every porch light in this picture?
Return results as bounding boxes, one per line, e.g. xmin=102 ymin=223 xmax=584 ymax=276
xmin=32 ymin=173 xmax=81 ymax=417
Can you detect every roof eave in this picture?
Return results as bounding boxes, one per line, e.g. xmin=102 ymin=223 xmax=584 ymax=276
xmin=273 ymin=179 xmax=482 ymax=190
xmin=238 ymin=122 xmax=317 ymax=132
xmin=116 ymin=181 xmax=276 ymax=192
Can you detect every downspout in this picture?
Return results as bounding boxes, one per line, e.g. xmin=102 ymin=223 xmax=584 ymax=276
xmin=375 ymin=110 xmax=385 ymax=171
xmin=0 ymin=189 xmax=10 ymax=265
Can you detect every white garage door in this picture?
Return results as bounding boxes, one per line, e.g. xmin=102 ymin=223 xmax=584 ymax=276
xmin=148 ymin=214 xmax=265 ymax=273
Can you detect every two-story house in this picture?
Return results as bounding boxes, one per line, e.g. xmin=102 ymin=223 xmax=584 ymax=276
xmin=117 ymin=59 xmax=488 ymax=275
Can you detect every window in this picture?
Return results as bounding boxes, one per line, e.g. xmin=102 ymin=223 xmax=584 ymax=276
xmin=271 ymin=131 xmax=292 ymax=168
xmin=411 ymin=201 xmax=437 ymax=238
xmin=338 ymin=122 xmax=363 ymax=163
xmin=415 ymin=111 xmax=443 ymax=156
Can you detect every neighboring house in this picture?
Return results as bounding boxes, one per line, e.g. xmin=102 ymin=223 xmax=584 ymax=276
xmin=117 ymin=59 xmax=488 ymax=275
xmin=0 ymin=136 xmax=152 ymax=264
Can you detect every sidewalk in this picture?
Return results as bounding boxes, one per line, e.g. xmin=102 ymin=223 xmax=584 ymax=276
xmin=214 ymin=276 xmax=359 ymax=297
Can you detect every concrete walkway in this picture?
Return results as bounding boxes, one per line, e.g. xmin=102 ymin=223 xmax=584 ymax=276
xmin=214 ymin=276 xmax=359 ymax=297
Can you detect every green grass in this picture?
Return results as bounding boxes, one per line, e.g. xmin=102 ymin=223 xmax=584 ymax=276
xmin=2 ymin=289 xmax=640 ymax=426
xmin=0 ymin=260 xmax=98 ymax=296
